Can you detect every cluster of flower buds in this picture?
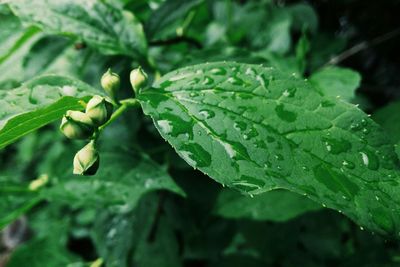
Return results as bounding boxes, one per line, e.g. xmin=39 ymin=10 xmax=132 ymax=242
xmin=60 ymin=67 xmax=148 ymax=176
xmin=60 ymin=94 xmax=113 ymax=176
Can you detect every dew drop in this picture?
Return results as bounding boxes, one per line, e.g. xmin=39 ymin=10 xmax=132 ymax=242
xmin=199 ymin=109 xmax=215 ymax=119
xmin=245 ymin=67 xmax=257 ymax=76
xmin=156 ymin=120 xmax=173 ymax=135
xmin=360 ymin=152 xmax=369 ymax=167
xmin=202 ymin=76 xmax=214 ymax=85
xmin=210 ymin=68 xmax=226 ymax=75
xmin=256 ymin=74 xmax=269 ymax=89
xmin=218 ymin=140 xmax=236 ymax=158
xmin=60 ymin=85 xmax=77 ymax=96
xmin=342 ymin=160 xmax=355 ymax=169
xmin=228 ymin=76 xmax=244 ymax=86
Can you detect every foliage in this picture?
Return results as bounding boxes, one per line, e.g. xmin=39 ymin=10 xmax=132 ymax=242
xmin=1 ymin=0 xmax=400 ymax=266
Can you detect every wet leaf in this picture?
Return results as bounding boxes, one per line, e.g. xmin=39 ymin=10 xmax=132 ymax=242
xmin=372 ymin=101 xmax=400 ymax=144
xmin=214 ymin=189 xmax=321 ymax=222
xmin=310 ymin=66 xmax=361 ymax=102
xmin=9 ymin=0 xmax=147 ymax=58
xmin=138 ymin=62 xmax=400 ymax=236
xmin=0 ymin=75 xmax=101 ymax=149
xmin=43 ymin=151 xmax=184 ymax=210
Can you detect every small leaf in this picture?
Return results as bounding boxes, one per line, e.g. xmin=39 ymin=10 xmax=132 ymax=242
xmin=9 ymin=0 xmax=147 ymax=58
xmin=7 ymin=238 xmax=78 ymax=267
xmin=43 ymin=151 xmax=184 ymax=210
xmin=372 ymin=101 xmax=400 ymax=143
xmin=310 ymin=66 xmax=361 ymax=101
xmin=145 ymin=0 xmax=204 ymax=40
xmin=214 ymin=189 xmax=321 ymax=222
xmin=138 ymin=62 xmax=400 ymax=236
xmin=0 ymin=178 xmax=40 ymax=230
xmin=0 ymin=75 xmax=101 ymax=149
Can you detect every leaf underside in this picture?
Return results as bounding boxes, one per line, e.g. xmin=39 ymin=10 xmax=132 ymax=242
xmin=138 ymin=61 xmax=400 ymax=236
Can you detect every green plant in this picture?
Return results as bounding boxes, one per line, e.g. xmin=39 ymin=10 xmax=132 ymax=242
xmin=1 ymin=0 xmax=400 ymax=266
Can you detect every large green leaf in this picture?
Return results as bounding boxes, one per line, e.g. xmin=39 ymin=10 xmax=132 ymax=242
xmin=214 ymin=189 xmax=321 ymax=222
xmin=43 ymin=150 xmax=184 ymax=210
xmin=138 ymin=62 xmax=400 ymax=236
xmin=9 ymin=0 xmax=147 ymax=58
xmin=0 ymin=75 xmax=101 ymax=149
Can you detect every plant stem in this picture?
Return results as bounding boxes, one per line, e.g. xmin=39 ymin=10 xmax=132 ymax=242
xmin=98 ymin=98 xmax=140 ymax=132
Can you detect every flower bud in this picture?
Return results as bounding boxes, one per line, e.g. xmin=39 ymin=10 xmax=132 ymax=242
xmin=85 ymin=95 xmax=113 ymax=126
xmin=130 ymin=67 xmax=148 ymax=94
xmin=101 ymin=69 xmax=120 ymax=101
xmin=29 ymin=174 xmax=49 ymax=191
xmin=60 ymin=111 xmax=95 ymax=139
xmin=73 ymin=141 xmax=100 ymax=176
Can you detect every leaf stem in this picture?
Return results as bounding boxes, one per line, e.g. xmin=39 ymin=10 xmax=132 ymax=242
xmin=98 ymin=98 xmax=140 ymax=132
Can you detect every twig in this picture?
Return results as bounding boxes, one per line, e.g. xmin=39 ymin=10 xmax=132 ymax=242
xmin=149 ymin=36 xmax=202 ymax=49
xmin=325 ymin=27 xmax=400 ymax=66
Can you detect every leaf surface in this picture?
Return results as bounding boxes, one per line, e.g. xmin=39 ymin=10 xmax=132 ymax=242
xmin=214 ymin=189 xmax=321 ymax=222
xmin=138 ymin=61 xmax=400 ymax=235
xmin=9 ymin=0 xmax=147 ymax=57
xmin=310 ymin=66 xmax=361 ymax=101
xmin=43 ymin=151 xmax=185 ymax=210
xmin=0 ymin=75 xmax=100 ymax=149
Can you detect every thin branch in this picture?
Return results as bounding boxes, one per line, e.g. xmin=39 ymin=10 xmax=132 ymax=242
xmin=149 ymin=36 xmax=203 ymax=49
xmin=325 ymin=27 xmax=400 ymax=66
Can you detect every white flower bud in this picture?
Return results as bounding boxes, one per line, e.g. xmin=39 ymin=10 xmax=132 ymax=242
xmin=85 ymin=95 xmax=113 ymax=126
xmin=60 ymin=110 xmax=95 ymax=139
xmin=101 ymin=69 xmax=120 ymax=101
xmin=130 ymin=67 xmax=148 ymax=94
xmin=73 ymin=141 xmax=100 ymax=176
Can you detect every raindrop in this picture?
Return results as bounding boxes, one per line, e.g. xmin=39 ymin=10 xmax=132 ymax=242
xmin=342 ymin=160 xmax=355 ymax=169
xmin=60 ymin=85 xmax=77 ymax=96
xmin=245 ymin=67 xmax=257 ymax=76
xmin=218 ymin=140 xmax=236 ymax=158
xmin=360 ymin=152 xmax=369 ymax=167
xmin=256 ymin=74 xmax=269 ymax=89
xmin=157 ymin=120 xmax=173 ymax=134
xmin=199 ymin=109 xmax=215 ymax=119
xmin=202 ymin=76 xmax=214 ymax=85
xmin=275 ymin=104 xmax=297 ymax=122
xmin=233 ymin=121 xmax=247 ymax=131
xmin=210 ymin=68 xmax=226 ymax=75
xmin=360 ymin=150 xmax=379 ymax=170
xmin=228 ymin=76 xmax=244 ymax=86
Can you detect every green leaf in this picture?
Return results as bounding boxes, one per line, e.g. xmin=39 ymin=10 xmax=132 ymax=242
xmin=7 ymin=238 xmax=78 ymax=267
xmin=214 ymin=189 xmax=321 ymax=222
xmin=9 ymin=0 xmax=147 ymax=58
xmin=43 ymin=151 xmax=184 ymax=210
xmin=372 ymin=101 xmax=400 ymax=144
xmin=287 ymin=3 xmax=318 ymax=33
xmin=145 ymin=0 xmax=204 ymax=40
xmin=0 ymin=178 xmax=40 ymax=230
xmin=0 ymin=75 xmax=100 ymax=149
xmin=22 ymin=36 xmax=71 ymax=78
xmin=310 ymin=66 xmax=361 ymax=102
xmin=138 ymin=62 xmax=400 ymax=236
xmin=0 ymin=9 xmax=42 ymax=84
xmin=92 ymin=193 xmax=160 ymax=267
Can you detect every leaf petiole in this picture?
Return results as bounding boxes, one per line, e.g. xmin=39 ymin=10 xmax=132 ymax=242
xmin=98 ymin=98 xmax=140 ymax=132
